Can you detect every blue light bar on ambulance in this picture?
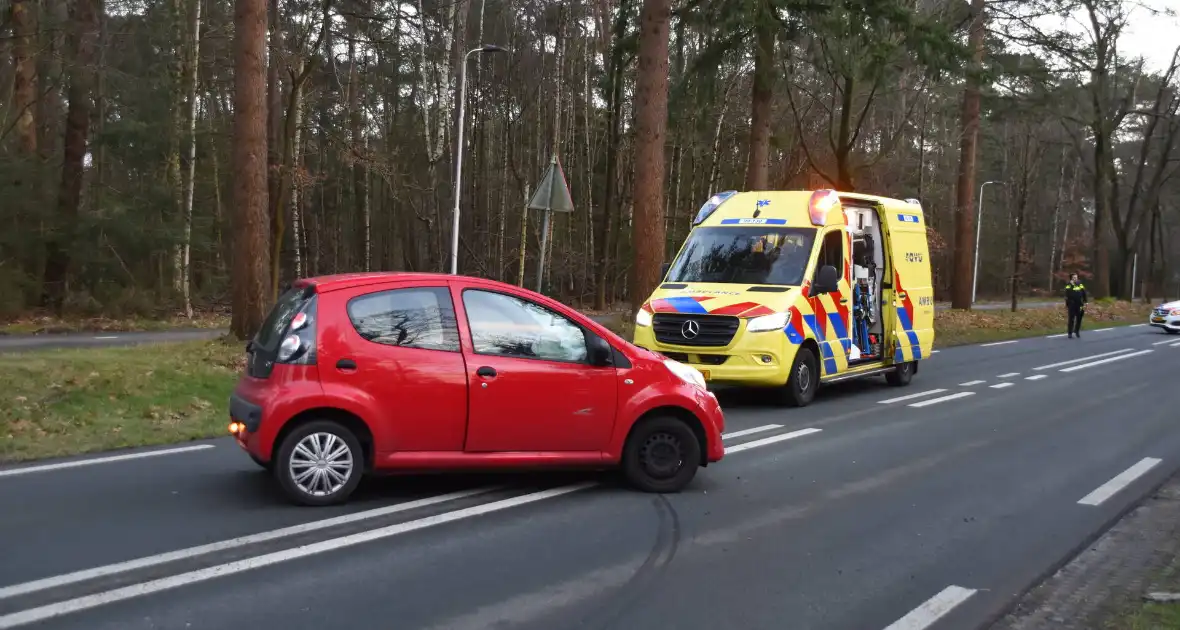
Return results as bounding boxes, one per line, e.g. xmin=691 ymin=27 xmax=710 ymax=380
xmin=808 ymin=189 xmax=842 ymax=226
xmin=692 ymin=190 xmax=738 ymax=226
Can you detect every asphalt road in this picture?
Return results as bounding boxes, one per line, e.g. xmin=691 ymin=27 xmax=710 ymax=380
xmin=0 ymin=301 xmax=1058 ymax=353
xmin=0 ymin=329 xmax=224 ymax=352
xmin=1 ymin=324 xmax=1179 ymax=630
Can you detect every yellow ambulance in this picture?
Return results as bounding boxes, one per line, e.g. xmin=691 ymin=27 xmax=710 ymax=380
xmin=632 ymin=189 xmax=935 ymax=406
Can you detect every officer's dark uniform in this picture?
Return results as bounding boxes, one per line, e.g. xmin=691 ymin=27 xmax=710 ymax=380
xmin=1064 ymin=279 xmax=1087 ymax=338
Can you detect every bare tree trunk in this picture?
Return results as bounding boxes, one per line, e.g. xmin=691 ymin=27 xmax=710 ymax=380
xmin=231 ymin=0 xmax=272 ymax=339
xmin=950 ymin=0 xmax=985 ymax=309
xmin=168 ymin=0 xmax=188 ymax=295
xmin=42 ymin=0 xmax=101 ymax=313
xmin=593 ymin=0 xmax=629 ymax=310
xmin=745 ymin=12 xmax=773 ymax=190
xmin=291 ymin=61 xmax=305 ymax=278
xmin=181 ymin=0 xmax=203 ymax=318
xmin=11 ymin=0 xmax=38 ymax=155
xmin=1047 ymin=147 xmax=1066 ymax=292
xmin=630 ymin=0 xmax=670 ymax=305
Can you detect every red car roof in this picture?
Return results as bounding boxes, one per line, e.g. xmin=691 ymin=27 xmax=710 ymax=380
xmin=297 ymin=272 xmax=517 ymax=293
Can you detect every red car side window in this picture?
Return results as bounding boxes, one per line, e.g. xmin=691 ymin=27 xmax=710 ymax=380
xmin=461 ymin=289 xmax=588 ymax=363
xmin=346 ymin=287 xmax=460 ymax=352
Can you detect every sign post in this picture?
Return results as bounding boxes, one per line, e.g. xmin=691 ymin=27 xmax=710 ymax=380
xmin=527 ymin=155 xmax=575 ymax=293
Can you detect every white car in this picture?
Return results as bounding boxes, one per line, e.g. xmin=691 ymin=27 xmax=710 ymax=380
xmin=1150 ymin=300 xmax=1180 ymax=334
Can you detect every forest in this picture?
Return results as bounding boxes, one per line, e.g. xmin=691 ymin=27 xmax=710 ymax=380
xmin=0 ymin=0 xmax=1177 ymax=339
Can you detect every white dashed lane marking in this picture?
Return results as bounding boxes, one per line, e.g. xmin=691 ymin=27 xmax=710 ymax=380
xmin=1153 ymin=339 xmax=1177 ymax=346
xmin=909 ymin=392 xmax=974 ymax=408
xmin=1078 ymin=458 xmax=1162 ymax=506
xmin=1033 ymin=349 xmax=1133 ymax=371
xmin=723 ymin=425 xmax=782 ymax=439
xmin=1092 ymin=327 xmax=1113 ymax=332
xmin=1025 ymin=375 xmax=1047 ymax=381
xmin=990 ymin=383 xmax=1014 ymax=389
xmin=997 ymin=372 xmax=1020 ymax=378
xmin=981 ymin=340 xmax=1018 ymax=347
xmin=1047 ymin=333 xmax=1067 ymax=339
xmin=882 ymin=585 xmax=977 ymax=630
xmin=959 ymin=380 xmax=986 ymax=387
xmin=1059 ymin=350 xmax=1153 ymax=373
xmin=877 ymin=389 xmax=947 ymax=405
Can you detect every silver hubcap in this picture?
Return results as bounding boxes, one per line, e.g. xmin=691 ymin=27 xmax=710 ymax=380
xmin=797 ymin=362 xmax=811 ymax=392
xmin=289 ymin=432 xmax=353 ymax=497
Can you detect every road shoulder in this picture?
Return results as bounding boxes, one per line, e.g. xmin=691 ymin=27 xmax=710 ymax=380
xmin=992 ymin=472 xmax=1180 ymax=630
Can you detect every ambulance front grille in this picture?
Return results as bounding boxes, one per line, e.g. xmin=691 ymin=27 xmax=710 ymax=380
xmin=652 ymin=313 xmax=740 ymax=347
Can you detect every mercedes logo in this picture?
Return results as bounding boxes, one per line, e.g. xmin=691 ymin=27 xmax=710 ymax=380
xmin=681 ymin=319 xmax=701 ymax=339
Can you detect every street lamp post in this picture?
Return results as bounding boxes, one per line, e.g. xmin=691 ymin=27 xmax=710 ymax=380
xmin=971 ymin=180 xmax=1001 ymax=305
xmin=449 ymin=44 xmax=508 ymax=275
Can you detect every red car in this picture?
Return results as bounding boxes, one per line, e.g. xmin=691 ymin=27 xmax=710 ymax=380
xmin=229 ymin=273 xmax=725 ymax=506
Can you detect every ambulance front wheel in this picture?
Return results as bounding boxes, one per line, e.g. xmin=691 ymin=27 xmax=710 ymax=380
xmin=779 ymin=348 xmax=819 ymax=407
xmin=886 ymin=361 xmax=915 ymax=387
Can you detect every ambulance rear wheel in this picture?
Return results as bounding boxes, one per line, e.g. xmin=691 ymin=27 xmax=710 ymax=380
xmin=780 ymin=348 xmax=818 ymax=407
xmin=886 ymin=361 xmax=915 ymax=386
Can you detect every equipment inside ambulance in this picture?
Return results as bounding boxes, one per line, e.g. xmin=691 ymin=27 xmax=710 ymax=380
xmin=633 ymin=189 xmax=935 ymax=407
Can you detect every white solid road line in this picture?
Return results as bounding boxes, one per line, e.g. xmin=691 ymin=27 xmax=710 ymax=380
xmin=725 ymin=428 xmax=822 ymax=454
xmin=1047 ymin=333 xmax=1067 ymax=339
xmin=1093 ymin=327 xmax=1114 ymax=332
xmin=0 ymin=487 xmax=498 ymax=601
xmin=959 ymin=380 xmax=986 ymax=387
xmin=909 ymin=392 xmax=975 ymax=408
xmin=882 ymin=585 xmax=977 ymax=630
xmin=0 ymin=485 xmax=595 ymax=629
xmin=1153 ymin=338 xmax=1178 ymax=346
xmin=1059 ymin=349 xmax=1153 ymax=373
xmin=997 ymin=372 xmax=1020 ymax=378
xmin=1032 ymin=349 xmax=1133 ymax=371
xmin=981 ymin=340 xmax=1018 ymax=347
xmin=877 ymin=389 xmax=947 ymax=405
xmin=0 ymin=427 xmax=823 ymax=627
xmin=723 ymin=424 xmax=783 ymax=439
xmin=1131 ymin=324 xmax=1147 ymax=327
xmin=1026 ymin=375 xmax=1047 ymax=381
xmin=93 ymin=336 xmax=118 ymax=340
xmin=990 ymin=383 xmax=1014 ymax=389
xmin=1078 ymin=458 xmax=1162 ymax=507
xmin=0 ymin=445 xmax=215 ymax=479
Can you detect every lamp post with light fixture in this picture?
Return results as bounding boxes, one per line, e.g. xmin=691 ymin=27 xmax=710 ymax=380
xmin=449 ymin=44 xmax=509 ymax=275
xmin=971 ymin=180 xmax=1002 ymax=305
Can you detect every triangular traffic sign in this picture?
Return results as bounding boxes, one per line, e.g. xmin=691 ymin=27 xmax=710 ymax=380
xmin=527 ymin=155 xmax=574 ymax=213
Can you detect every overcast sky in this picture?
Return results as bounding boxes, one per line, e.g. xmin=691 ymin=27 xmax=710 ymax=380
xmin=1122 ymin=2 xmax=1179 ymax=72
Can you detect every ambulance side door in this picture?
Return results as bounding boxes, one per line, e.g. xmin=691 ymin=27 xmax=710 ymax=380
xmin=882 ymin=207 xmax=935 ymax=363
xmin=806 ymin=228 xmax=853 ymax=376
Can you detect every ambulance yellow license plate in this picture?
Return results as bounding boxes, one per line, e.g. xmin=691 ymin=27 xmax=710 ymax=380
xmin=700 ymin=370 xmax=711 ymax=381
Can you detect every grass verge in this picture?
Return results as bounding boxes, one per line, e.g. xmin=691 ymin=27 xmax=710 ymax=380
xmin=1 ymin=339 xmax=243 ymax=463
xmin=0 ymin=311 xmax=230 ymax=335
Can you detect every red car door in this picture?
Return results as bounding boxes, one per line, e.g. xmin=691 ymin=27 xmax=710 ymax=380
xmin=455 ymin=286 xmax=618 ymax=453
xmin=317 ymin=283 xmax=469 ymax=453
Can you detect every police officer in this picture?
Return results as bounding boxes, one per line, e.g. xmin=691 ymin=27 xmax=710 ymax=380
xmin=1064 ymin=273 xmax=1087 ymax=338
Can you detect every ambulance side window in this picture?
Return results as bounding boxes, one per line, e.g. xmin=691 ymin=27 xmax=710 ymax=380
xmin=815 ymin=230 xmax=844 ymax=275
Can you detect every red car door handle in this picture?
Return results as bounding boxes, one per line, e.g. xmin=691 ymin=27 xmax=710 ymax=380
xmin=336 ymin=359 xmax=357 ymax=371
xmin=476 ymin=366 xmax=497 ymax=378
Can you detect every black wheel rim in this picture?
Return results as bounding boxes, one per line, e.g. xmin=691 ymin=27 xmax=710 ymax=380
xmin=639 ymin=432 xmax=684 ymax=479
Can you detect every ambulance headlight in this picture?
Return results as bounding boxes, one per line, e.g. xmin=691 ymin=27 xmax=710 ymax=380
xmin=635 ymin=309 xmax=653 ymax=327
xmin=746 ymin=311 xmax=790 ymax=333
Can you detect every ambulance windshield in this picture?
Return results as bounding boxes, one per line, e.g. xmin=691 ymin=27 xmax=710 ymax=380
xmin=667 ymin=226 xmax=817 ymax=286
